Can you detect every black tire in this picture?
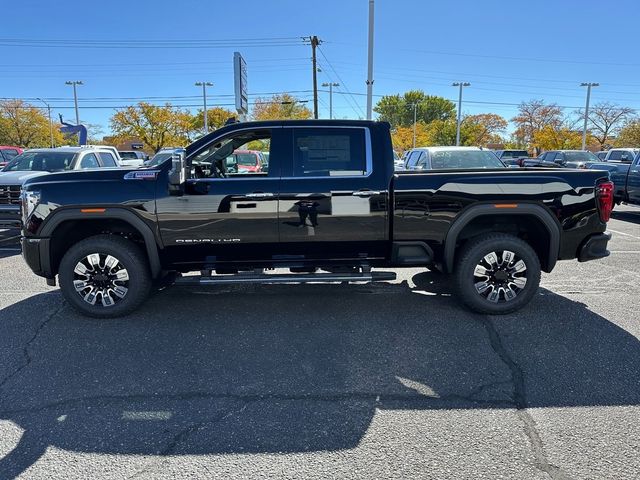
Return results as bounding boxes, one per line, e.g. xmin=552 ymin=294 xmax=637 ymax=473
xmin=454 ymin=233 xmax=541 ymax=315
xmin=58 ymin=234 xmax=151 ymax=318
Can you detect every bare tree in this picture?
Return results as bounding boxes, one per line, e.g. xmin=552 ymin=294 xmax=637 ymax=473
xmin=582 ymin=102 xmax=635 ymax=148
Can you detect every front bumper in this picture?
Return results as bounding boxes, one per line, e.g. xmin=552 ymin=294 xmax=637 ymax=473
xmin=0 ymin=205 xmax=21 ymax=229
xmin=578 ymin=232 xmax=612 ymax=262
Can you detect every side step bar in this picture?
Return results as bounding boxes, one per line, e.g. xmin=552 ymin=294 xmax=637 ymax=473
xmin=174 ymin=270 xmax=396 ymax=286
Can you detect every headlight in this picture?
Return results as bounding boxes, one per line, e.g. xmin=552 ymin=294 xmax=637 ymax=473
xmin=20 ymin=189 xmax=41 ymax=221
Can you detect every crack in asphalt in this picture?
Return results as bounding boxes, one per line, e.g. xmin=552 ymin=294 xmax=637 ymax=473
xmin=0 ymin=301 xmax=65 ymax=393
xmin=480 ymin=317 xmax=573 ymax=480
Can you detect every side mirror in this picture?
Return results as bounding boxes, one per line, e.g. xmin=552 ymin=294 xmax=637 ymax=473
xmin=168 ymin=149 xmax=187 ymax=194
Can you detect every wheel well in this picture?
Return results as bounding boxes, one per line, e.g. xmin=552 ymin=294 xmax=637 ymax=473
xmin=49 ymin=219 xmax=147 ymax=276
xmin=450 ymin=214 xmax=552 ymax=272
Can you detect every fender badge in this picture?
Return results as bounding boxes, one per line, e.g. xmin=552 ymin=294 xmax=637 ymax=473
xmin=124 ymin=170 xmax=160 ymax=180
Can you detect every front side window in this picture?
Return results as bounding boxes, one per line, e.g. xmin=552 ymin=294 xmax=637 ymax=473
xmin=190 ymin=129 xmax=272 ymax=178
xmin=293 ymin=128 xmax=366 ymax=177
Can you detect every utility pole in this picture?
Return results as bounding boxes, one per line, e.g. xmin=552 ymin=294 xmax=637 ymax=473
xmin=65 ymin=80 xmax=83 ymax=125
xmin=195 ymin=81 xmax=213 ymax=133
xmin=366 ymin=0 xmax=375 ymax=120
xmin=452 ymin=82 xmax=470 ymax=146
xmin=36 ymin=97 xmax=54 ymax=147
xmin=322 ymin=82 xmax=339 ymax=119
xmin=581 ymin=82 xmax=599 ymax=150
xmin=304 ymin=35 xmax=321 ymax=119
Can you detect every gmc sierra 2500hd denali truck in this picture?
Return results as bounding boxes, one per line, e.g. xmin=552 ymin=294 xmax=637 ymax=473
xmin=19 ymin=120 xmax=613 ymax=318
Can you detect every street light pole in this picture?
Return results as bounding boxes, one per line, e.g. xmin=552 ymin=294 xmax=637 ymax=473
xmin=410 ymin=102 xmax=418 ymax=148
xmin=36 ymin=97 xmax=54 ymax=147
xmin=452 ymin=82 xmax=471 ymax=146
xmin=365 ymin=0 xmax=375 ymax=120
xmin=195 ymin=82 xmax=214 ymax=133
xmin=65 ymin=80 xmax=83 ymax=125
xmin=321 ymin=82 xmax=339 ymax=119
xmin=580 ymin=82 xmax=599 ymax=150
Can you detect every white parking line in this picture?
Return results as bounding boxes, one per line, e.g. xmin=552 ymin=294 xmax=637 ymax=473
xmin=608 ymin=229 xmax=640 ymax=240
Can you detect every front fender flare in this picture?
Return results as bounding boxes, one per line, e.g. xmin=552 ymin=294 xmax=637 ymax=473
xmin=40 ymin=208 xmax=162 ymax=278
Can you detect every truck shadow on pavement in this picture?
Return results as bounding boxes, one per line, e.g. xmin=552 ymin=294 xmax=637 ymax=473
xmin=611 ymin=209 xmax=640 ymax=225
xmin=1 ymin=274 xmax=639 ymax=477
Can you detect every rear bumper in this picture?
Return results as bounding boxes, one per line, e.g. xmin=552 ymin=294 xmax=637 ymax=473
xmin=0 ymin=205 xmax=21 ymax=229
xmin=578 ymin=232 xmax=611 ymax=262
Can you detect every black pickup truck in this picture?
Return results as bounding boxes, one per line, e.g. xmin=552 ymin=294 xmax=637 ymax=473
xmin=19 ymin=120 xmax=613 ymax=318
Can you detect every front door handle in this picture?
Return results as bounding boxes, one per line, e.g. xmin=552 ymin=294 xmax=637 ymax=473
xmin=352 ymin=190 xmax=381 ymax=197
xmin=245 ymin=192 xmax=274 ymax=198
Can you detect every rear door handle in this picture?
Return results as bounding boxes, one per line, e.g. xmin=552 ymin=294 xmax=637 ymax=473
xmin=352 ymin=190 xmax=381 ymax=197
xmin=245 ymin=192 xmax=274 ymax=198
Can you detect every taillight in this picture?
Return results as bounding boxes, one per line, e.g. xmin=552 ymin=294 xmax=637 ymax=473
xmin=596 ymin=181 xmax=614 ymax=222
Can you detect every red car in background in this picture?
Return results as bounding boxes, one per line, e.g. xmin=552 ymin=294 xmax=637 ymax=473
xmin=226 ymin=149 xmax=267 ymax=174
xmin=0 ymin=146 xmax=23 ymax=169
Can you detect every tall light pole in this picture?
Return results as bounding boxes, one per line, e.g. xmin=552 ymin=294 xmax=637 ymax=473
xmin=36 ymin=97 xmax=54 ymax=147
xmin=365 ymin=0 xmax=375 ymax=120
xmin=321 ymin=82 xmax=339 ymax=119
xmin=580 ymin=82 xmax=599 ymax=150
xmin=195 ymin=81 xmax=213 ymax=133
xmin=65 ymin=81 xmax=83 ymax=125
xmin=408 ymin=102 xmax=418 ymax=148
xmin=452 ymin=82 xmax=470 ymax=146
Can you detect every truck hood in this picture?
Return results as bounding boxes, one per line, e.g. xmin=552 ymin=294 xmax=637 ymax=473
xmin=21 ymin=167 xmax=146 ymax=188
xmin=0 ymin=170 xmax=50 ymax=185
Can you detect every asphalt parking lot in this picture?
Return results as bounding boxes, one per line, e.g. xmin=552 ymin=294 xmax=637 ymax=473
xmin=0 ymin=206 xmax=639 ymax=479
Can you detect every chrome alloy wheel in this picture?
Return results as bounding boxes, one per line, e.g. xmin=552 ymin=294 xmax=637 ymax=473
xmin=473 ymin=250 xmax=527 ymax=303
xmin=72 ymin=253 xmax=130 ymax=307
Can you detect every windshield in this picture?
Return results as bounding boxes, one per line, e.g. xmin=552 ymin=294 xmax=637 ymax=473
xmin=235 ymin=153 xmax=258 ymax=166
xmin=563 ymin=151 xmax=599 ymax=162
xmin=430 ymin=150 xmax=506 ymax=169
xmin=147 ymin=152 xmax=173 ymax=166
xmin=501 ymin=150 xmax=528 ymax=158
xmin=4 ymin=151 xmax=76 ymax=172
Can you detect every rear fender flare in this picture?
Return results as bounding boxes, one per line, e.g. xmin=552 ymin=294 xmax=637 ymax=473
xmin=443 ymin=203 xmax=560 ymax=273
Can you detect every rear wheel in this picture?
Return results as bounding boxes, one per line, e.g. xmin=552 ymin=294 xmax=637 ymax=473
xmin=455 ymin=233 xmax=541 ymax=315
xmin=59 ymin=235 xmax=151 ymax=318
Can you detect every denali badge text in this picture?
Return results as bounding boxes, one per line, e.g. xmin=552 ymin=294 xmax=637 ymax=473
xmin=175 ymin=238 xmax=241 ymax=244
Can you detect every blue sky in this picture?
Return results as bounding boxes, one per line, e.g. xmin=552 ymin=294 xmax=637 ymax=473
xmin=2 ymin=0 xmax=639 ymax=136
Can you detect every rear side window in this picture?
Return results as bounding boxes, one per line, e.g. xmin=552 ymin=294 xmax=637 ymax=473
xmin=98 ymin=152 xmax=117 ymax=167
xmin=293 ymin=128 xmax=367 ymax=177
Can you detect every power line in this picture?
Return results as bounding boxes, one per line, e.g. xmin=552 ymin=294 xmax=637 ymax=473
xmin=316 ymin=46 xmax=365 ymax=118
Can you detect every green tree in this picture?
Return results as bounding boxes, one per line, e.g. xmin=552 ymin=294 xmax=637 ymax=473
xmin=109 ymin=102 xmax=193 ymax=152
xmin=251 ymin=93 xmax=312 ymax=120
xmin=0 ymin=100 xmax=66 ymax=147
xmin=374 ymin=90 xmax=456 ymax=129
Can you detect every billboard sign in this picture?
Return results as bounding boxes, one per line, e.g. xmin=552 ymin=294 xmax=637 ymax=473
xmin=234 ymin=52 xmax=248 ymax=115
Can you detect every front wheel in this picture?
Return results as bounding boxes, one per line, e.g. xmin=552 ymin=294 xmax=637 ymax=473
xmin=455 ymin=234 xmax=541 ymax=315
xmin=58 ymin=234 xmax=151 ymax=318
